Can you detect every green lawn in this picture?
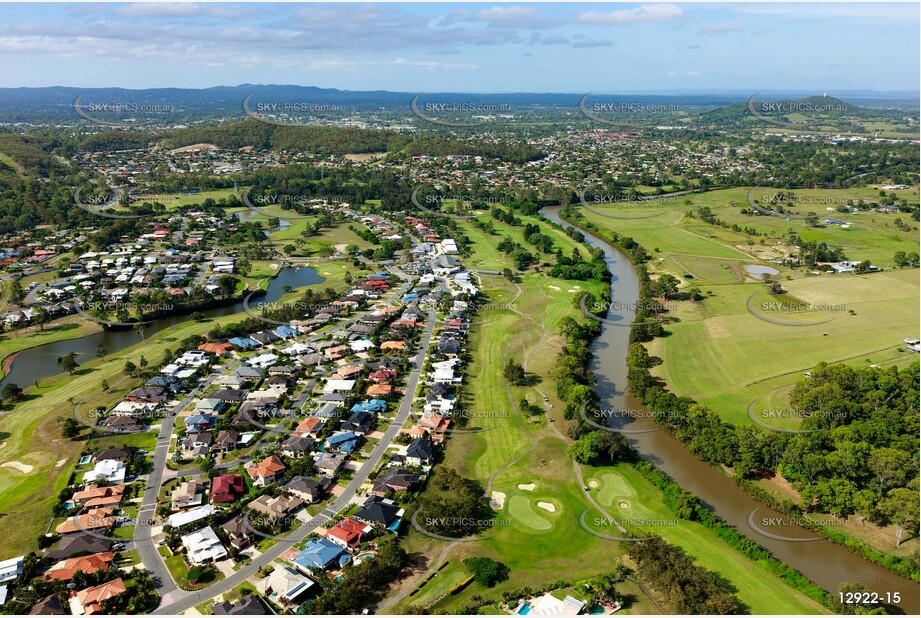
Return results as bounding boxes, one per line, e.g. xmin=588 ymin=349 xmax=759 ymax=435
xmin=576 ymin=192 xmax=920 ymax=428
xmin=583 ymin=465 xmax=828 ymax=615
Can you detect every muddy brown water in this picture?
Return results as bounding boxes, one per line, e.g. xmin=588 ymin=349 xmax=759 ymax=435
xmin=541 ymin=205 xmax=918 ymax=613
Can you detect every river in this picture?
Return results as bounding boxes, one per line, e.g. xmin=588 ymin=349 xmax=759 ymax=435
xmin=540 ymin=206 xmax=918 ymax=613
xmin=0 ymin=266 xmax=324 ymax=388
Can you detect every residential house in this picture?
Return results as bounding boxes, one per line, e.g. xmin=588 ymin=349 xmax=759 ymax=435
xmin=181 ymin=526 xmax=228 ymax=564
xmin=293 ymin=538 xmax=350 ymax=573
xmin=245 ymin=455 xmax=286 ymax=487
xmin=45 ymin=535 xmax=113 ymax=561
xmin=256 ymin=566 xmax=318 ymax=606
xmin=82 ymin=459 xmax=126 ymax=484
xmin=325 ymin=517 xmax=372 ymax=550
xmin=406 ymin=438 xmax=435 ymax=466
xmin=221 ymin=516 xmax=254 ymax=551
xmin=171 ymin=480 xmax=207 ymax=510
xmin=283 ymin=476 xmax=327 ymax=503
xmin=167 ymin=504 xmax=215 ymax=529
xmin=280 ymin=435 xmax=314 ymax=459
xmin=45 ymin=552 xmax=114 ymax=582
xmin=371 ymin=468 xmax=419 ymax=498
xmin=210 ymin=474 xmax=246 ymax=504
xmin=248 ymin=494 xmax=303 ymax=521
xmin=71 ymin=578 xmax=127 ymax=615
xmin=71 ymin=484 xmax=125 ymax=509
xmin=56 ymin=509 xmax=116 ymax=536
xmin=354 ymin=496 xmax=405 ymax=530
xmin=325 ymin=431 xmax=362 ymax=454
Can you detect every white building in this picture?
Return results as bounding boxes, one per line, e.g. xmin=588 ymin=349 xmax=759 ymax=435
xmin=181 ymin=526 xmax=227 ymax=564
xmin=82 ymin=459 xmax=127 ymax=484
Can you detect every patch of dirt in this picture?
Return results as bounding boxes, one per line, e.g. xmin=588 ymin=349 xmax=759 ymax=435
xmin=55 ymin=458 xmax=67 ymax=468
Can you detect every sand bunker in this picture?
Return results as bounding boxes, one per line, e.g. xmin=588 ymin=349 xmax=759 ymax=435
xmin=55 ymin=458 xmax=67 ymax=468
xmin=2 ymin=461 xmax=33 ymax=473
xmin=567 ymin=288 xmax=578 ymax=293
xmin=588 ymin=479 xmax=599 ymax=488
xmin=547 ymin=285 xmax=561 ymax=291
xmin=619 ymin=501 xmax=629 ymax=509
xmin=537 ymin=501 xmax=556 ymax=513
xmin=517 ymin=483 xmax=536 ymax=491
xmin=490 ymin=491 xmax=506 ymax=510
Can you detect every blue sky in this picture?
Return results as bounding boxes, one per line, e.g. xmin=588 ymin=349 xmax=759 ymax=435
xmin=0 ymin=2 xmax=916 ymax=92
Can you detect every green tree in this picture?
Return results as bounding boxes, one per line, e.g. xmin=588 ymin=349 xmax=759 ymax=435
xmin=31 ymin=305 xmax=50 ymax=330
xmin=57 ymin=352 xmax=79 ymax=375
xmin=61 ymin=417 xmax=80 ymax=439
xmin=463 ymin=557 xmax=510 ymax=588
xmin=878 ymin=487 xmax=919 ymax=546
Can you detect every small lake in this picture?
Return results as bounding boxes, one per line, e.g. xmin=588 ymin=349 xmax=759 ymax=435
xmin=0 ymin=266 xmax=323 ymax=388
xmin=743 ymin=264 xmax=780 ymax=280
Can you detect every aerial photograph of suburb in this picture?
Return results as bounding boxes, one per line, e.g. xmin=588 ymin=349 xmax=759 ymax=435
xmin=0 ymin=1 xmax=917 ymax=616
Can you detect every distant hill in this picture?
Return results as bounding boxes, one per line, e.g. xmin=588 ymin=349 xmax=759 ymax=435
xmin=700 ymin=94 xmax=911 ymax=127
xmin=2 ymin=84 xmax=913 ymax=125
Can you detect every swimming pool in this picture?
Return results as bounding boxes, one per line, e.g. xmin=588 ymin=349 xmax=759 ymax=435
xmin=517 ymin=604 xmax=532 ymax=615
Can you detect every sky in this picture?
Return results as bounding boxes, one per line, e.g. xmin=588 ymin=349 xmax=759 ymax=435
xmin=0 ymin=2 xmax=917 ymax=93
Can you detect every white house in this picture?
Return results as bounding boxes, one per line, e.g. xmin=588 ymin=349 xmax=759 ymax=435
xmin=82 ymin=459 xmax=126 ymax=484
xmin=181 ymin=526 xmax=228 ymax=564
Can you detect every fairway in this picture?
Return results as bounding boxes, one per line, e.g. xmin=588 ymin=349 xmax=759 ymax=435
xmin=584 ymin=465 xmax=829 ymax=615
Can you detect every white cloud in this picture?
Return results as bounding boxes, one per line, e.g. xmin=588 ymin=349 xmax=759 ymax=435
xmin=577 ymin=4 xmax=683 ymax=26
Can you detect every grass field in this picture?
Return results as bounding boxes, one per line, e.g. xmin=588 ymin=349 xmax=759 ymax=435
xmin=388 ymin=213 xmax=829 ymax=615
xmin=583 ymin=465 xmax=828 ymax=614
xmin=133 ymin=187 xmax=240 ymax=209
xmin=576 ymin=189 xmax=920 ymax=428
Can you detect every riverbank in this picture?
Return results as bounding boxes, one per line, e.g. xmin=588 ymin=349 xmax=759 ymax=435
xmin=546 ymin=204 xmax=919 ymax=612
xmin=0 ymin=315 xmax=101 ymax=381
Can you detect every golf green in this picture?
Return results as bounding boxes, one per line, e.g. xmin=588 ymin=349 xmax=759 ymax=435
xmin=508 ymin=494 xmax=553 ymax=531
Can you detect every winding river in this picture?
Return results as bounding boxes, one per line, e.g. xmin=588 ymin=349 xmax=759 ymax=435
xmin=540 ymin=206 xmax=918 ymax=613
xmin=0 ymin=266 xmax=324 ymax=388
